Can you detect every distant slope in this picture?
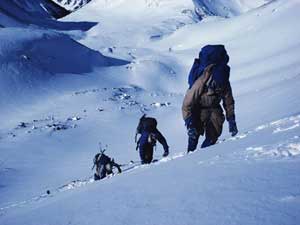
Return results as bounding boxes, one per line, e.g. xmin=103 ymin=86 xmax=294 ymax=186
xmin=192 ymin=0 xmax=271 ymax=18
xmin=0 ymin=0 xmax=96 ymax=30
xmin=0 ymin=27 xmax=129 ymax=110
xmin=0 ymin=0 xmax=70 ymax=23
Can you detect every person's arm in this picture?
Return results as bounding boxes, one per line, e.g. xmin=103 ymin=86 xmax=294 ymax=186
xmin=222 ymin=82 xmax=235 ymax=121
xmin=155 ymin=129 xmax=169 ymax=156
xmin=116 ymin=164 xmax=122 ymax=173
xmin=112 ymin=161 xmax=122 ymax=173
xmin=222 ymin=82 xmax=238 ymax=136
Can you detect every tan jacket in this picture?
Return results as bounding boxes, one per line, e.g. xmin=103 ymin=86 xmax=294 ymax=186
xmin=182 ymin=64 xmax=235 ymax=121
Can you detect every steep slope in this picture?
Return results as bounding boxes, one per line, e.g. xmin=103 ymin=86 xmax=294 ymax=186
xmin=0 ymin=28 xmax=128 ymax=115
xmin=0 ymin=0 xmax=300 ymax=225
xmin=0 ymin=0 xmax=69 ymax=26
xmin=0 ymin=0 xmax=96 ymax=30
xmin=0 ymin=0 xmax=125 ymax=113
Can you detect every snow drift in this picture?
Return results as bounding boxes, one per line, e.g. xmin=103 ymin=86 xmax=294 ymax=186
xmin=0 ymin=28 xmax=128 ymax=111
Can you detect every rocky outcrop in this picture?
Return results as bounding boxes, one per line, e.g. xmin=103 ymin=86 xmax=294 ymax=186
xmin=52 ymin=0 xmax=92 ymax=12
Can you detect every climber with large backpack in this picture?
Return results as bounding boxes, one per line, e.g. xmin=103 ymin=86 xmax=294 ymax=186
xmin=182 ymin=45 xmax=238 ymax=152
xmin=92 ymin=144 xmax=122 ymax=180
xmin=135 ymin=114 xmax=169 ymax=164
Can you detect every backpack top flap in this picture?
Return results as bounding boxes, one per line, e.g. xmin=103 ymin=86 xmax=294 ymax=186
xmin=188 ymin=45 xmax=230 ymax=88
xmin=137 ymin=115 xmax=157 ymax=133
xmin=94 ymin=153 xmax=111 ymax=166
xmin=199 ymin=45 xmax=229 ymax=66
xmin=143 ymin=117 xmax=157 ymax=132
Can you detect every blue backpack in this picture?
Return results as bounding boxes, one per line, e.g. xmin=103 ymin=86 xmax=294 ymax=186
xmin=188 ymin=45 xmax=230 ymax=89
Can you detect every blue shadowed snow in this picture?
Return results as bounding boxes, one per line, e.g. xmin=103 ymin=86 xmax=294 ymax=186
xmin=0 ymin=0 xmax=97 ymax=30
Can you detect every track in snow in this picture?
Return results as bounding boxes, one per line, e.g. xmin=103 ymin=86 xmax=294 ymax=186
xmin=1 ymin=113 xmax=300 ymax=213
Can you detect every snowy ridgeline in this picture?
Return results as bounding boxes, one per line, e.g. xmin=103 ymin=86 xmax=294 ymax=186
xmin=52 ymin=0 xmax=92 ymax=11
xmin=0 ymin=0 xmax=273 ymax=28
xmin=0 ymin=0 xmax=70 ymax=23
xmin=52 ymin=0 xmax=271 ymax=17
xmin=192 ymin=0 xmax=271 ymax=18
xmin=0 ymin=0 xmax=98 ymax=30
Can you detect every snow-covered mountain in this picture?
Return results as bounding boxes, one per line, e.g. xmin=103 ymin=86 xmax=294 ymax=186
xmin=0 ymin=0 xmax=97 ymax=30
xmin=0 ymin=0 xmax=69 ymax=27
xmin=52 ymin=0 xmax=92 ymax=11
xmin=192 ymin=0 xmax=271 ymax=18
xmin=0 ymin=0 xmax=300 ymax=225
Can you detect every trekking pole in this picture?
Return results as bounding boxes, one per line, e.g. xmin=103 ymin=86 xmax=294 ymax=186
xmin=99 ymin=142 xmax=102 ymax=152
xmin=135 ymin=132 xmax=138 ymax=143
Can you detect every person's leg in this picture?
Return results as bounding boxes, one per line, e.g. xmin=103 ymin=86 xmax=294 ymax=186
xmin=94 ymin=173 xmax=100 ymax=181
xmin=202 ymin=109 xmax=225 ymax=148
xmin=139 ymin=132 xmax=154 ymax=163
xmin=187 ymin=110 xmax=205 ymax=152
xmin=200 ymin=136 xmax=215 ymax=148
xmin=143 ymin=145 xmax=153 ymax=163
xmin=139 ymin=146 xmax=153 ymax=164
xmin=139 ymin=133 xmax=146 ymax=163
xmin=139 ymin=146 xmax=146 ymax=164
xmin=187 ymin=127 xmax=200 ymax=152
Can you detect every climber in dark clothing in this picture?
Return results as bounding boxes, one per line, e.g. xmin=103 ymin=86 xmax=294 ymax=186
xmin=93 ymin=151 xmax=122 ymax=180
xmin=136 ymin=115 xmax=169 ymax=164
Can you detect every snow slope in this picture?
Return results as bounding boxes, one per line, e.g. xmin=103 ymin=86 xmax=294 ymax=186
xmin=0 ymin=28 xmax=128 ymax=117
xmin=0 ymin=0 xmax=69 ymax=26
xmin=0 ymin=0 xmax=96 ymax=30
xmin=1 ymin=0 xmax=300 ymax=224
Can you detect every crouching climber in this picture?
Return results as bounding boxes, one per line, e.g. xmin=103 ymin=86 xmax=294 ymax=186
xmin=135 ymin=114 xmax=169 ymax=164
xmin=92 ymin=150 xmax=122 ymax=181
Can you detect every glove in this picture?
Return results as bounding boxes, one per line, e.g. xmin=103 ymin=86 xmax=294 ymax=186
xmin=117 ymin=167 xmax=122 ymax=173
xmin=228 ymin=118 xmax=238 ymax=137
xmin=163 ymin=148 xmax=169 ymax=157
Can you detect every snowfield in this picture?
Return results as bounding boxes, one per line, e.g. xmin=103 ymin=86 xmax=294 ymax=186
xmin=0 ymin=0 xmax=300 ymax=225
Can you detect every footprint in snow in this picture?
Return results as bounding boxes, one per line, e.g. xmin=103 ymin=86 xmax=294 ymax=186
xmin=246 ymin=139 xmax=300 ymax=159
